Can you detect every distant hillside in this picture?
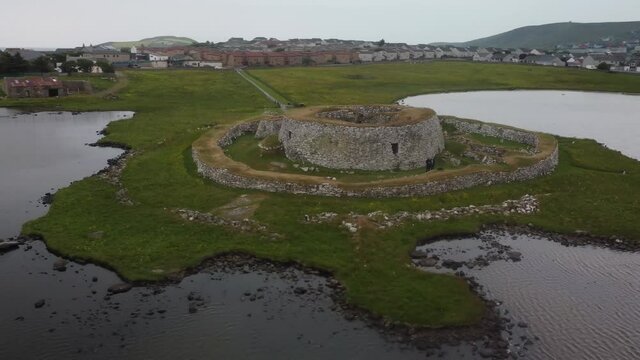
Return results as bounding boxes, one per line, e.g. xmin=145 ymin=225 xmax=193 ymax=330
xmin=100 ymin=36 xmax=197 ymax=49
xmin=459 ymin=21 xmax=640 ymax=49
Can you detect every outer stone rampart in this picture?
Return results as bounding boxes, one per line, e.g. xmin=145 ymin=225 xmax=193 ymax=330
xmin=192 ymin=115 xmax=559 ymax=199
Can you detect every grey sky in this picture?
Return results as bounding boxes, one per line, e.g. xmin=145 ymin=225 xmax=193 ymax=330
xmin=1 ymin=0 xmax=638 ymax=48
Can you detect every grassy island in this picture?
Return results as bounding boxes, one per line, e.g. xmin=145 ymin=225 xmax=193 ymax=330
xmin=2 ymin=61 xmax=640 ymax=328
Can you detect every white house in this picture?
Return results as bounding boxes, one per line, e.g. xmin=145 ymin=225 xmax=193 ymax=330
xmin=472 ymin=51 xmax=493 ymax=62
xmin=502 ymin=54 xmax=518 ymax=63
xmin=397 ymin=50 xmax=411 ymax=60
xmin=149 ymin=53 xmax=169 ymax=61
xmin=373 ymin=50 xmax=386 ymax=62
xmin=523 ymin=55 xmax=564 ymax=66
xmin=358 ymin=52 xmax=374 ymax=62
xmin=385 ymin=51 xmax=398 ymax=61
xmin=423 ymin=50 xmax=436 ymax=59
xmin=582 ymin=54 xmax=626 ymax=69
xmin=529 ymin=49 xmax=544 ymax=56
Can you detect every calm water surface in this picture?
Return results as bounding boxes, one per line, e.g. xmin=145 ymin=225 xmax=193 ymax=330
xmin=418 ymin=232 xmax=640 ymax=360
xmin=0 ymin=109 xmax=132 ymax=238
xmin=403 ymin=90 xmax=640 ymax=160
xmin=405 ymin=90 xmax=640 ymax=359
xmin=0 ymin=110 xmax=451 ymax=359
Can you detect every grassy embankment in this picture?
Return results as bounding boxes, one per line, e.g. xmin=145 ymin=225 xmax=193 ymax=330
xmin=1 ymin=62 xmax=639 ymax=329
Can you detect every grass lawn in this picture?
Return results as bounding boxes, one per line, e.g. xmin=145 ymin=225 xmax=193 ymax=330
xmin=1 ymin=63 xmax=639 ymax=329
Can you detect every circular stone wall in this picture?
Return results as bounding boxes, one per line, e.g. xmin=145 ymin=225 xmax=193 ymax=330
xmin=277 ymin=105 xmax=444 ymax=171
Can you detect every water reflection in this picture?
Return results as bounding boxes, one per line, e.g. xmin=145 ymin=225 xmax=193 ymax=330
xmin=417 ymin=231 xmax=640 ymax=360
xmin=403 ymin=90 xmax=640 ymax=160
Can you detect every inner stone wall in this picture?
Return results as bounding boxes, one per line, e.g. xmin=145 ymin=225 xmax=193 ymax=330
xmin=443 ymin=118 xmax=540 ymax=149
xmin=277 ymin=115 xmax=445 ymax=171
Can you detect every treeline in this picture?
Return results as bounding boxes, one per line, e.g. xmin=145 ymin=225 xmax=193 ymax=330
xmin=0 ymin=51 xmax=114 ymax=75
xmin=0 ymin=52 xmax=53 ymax=74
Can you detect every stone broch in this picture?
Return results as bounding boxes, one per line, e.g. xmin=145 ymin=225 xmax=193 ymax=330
xmin=258 ymin=105 xmax=444 ymax=171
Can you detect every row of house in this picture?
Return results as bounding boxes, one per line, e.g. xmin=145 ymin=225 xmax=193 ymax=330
xmin=53 ymin=39 xmax=640 ymax=71
xmin=472 ymin=49 xmax=639 ymax=72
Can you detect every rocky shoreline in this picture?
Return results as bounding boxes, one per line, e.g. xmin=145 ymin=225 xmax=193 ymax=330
xmin=2 ymin=121 xmax=635 ymax=359
xmin=4 ymin=222 xmax=637 ymax=358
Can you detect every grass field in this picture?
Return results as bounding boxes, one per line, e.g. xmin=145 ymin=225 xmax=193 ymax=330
xmin=1 ymin=63 xmax=639 ymax=329
xmin=248 ymin=61 xmax=640 ymax=105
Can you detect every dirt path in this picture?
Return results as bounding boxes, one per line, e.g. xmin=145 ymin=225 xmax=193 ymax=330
xmin=95 ymin=71 xmax=129 ymax=98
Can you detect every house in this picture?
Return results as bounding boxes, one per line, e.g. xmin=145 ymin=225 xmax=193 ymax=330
xmin=169 ymin=54 xmax=195 ymax=67
xmin=4 ymin=48 xmax=46 ymax=61
xmin=69 ymin=47 xmax=131 ymax=64
xmin=423 ymin=50 xmax=436 ymax=59
xmin=502 ymin=54 xmax=518 ymax=63
xmin=2 ymin=77 xmax=91 ymax=98
xmin=266 ymin=52 xmax=287 ymax=66
xmin=566 ymin=57 xmax=582 ymax=68
xmin=373 ymin=50 xmax=386 ymax=62
xmin=384 ymin=51 xmax=398 ymax=61
xmin=245 ymin=52 xmax=267 ymax=66
xmin=285 ymin=52 xmax=303 ymax=66
xmin=308 ymin=52 xmax=330 ymax=65
xmin=522 ymin=55 xmax=564 ymax=66
xmin=2 ymin=77 xmax=63 ymax=98
xmin=529 ymin=49 xmax=544 ymax=56
xmin=358 ymin=51 xmax=374 ymax=62
xmin=490 ymin=53 xmax=507 ymax=62
xmin=397 ymin=50 xmax=411 ymax=61
xmin=582 ymin=54 xmax=627 ymax=69
xmin=472 ymin=51 xmax=493 ymax=62
xmin=333 ymin=51 xmax=354 ymax=64
xmin=149 ymin=53 xmax=169 ymax=61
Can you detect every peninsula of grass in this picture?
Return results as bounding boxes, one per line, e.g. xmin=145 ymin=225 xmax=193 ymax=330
xmin=0 ymin=63 xmax=639 ymax=330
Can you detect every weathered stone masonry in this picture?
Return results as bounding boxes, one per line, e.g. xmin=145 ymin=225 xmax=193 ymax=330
xmin=277 ymin=116 xmax=444 ymax=171
xmin=193 ymin=116 xmax=559 ymax=198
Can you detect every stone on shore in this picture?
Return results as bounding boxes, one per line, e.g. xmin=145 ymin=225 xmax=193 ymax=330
xmin=410 ymin=250 xmax=429 ymax=259
xmin=507 ymin=251 xmax=522 ymax=262
xmin=53 ymin=259 xmax=68 ymax=272
xmin=0 ymin=241 xmax=20 ymax=253
xmin=108 ymin=283 xmax=133 ymax=294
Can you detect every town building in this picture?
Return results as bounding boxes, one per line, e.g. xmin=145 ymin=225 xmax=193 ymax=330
xmin=2 ymin=77 xmax=91 ymax=98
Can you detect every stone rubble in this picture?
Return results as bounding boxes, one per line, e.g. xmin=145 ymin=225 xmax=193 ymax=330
xmin=304 ymin=194 xmax=539 ymax=232
xmin=97 ymin=151 xmax=136 ymax=206
xmin=174 ymin=208 xmax=275 ymax=236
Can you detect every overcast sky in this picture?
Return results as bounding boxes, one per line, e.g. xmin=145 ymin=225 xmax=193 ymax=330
xmin=1 ymin=0 xmax=638 ymax=48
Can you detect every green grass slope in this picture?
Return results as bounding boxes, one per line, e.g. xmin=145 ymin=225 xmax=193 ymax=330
xmin=461 ymin=21 xmax=640 ymax=49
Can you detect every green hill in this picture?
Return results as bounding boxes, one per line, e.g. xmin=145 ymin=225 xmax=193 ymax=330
xmin=460 ymin=21 xmax=640 ymax=49
xmin=100 ymin=36 xmax=197 ymax=49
